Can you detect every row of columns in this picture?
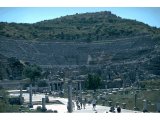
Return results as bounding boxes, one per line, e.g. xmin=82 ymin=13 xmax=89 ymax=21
xmin=28 ymin=84 xmax=47 ymax=111
xmin=19 ymin=81 xmax=75 ymax=112
xmin=20 ymin=83 xmax=160 ymax=112
xmin=51 ymin=82 xmax=63 ymax=91
xmin=25 ymin=81 xmax=148 ymax=113
xmin=21 ymin=82 xmax=74 ymax=112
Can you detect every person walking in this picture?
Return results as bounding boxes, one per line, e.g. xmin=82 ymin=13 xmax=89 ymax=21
xmin=78 ymin=96 xmax=82 ymax=109
xmin=82 ymin=98 xmax=87 ymax=109
xmin=72 ymin=101 xmax=75 ymax=111
xmin=76 ymin=100 xmax=80 ymax=110
xmin=92 ymin=99 xmax=97 ymax=111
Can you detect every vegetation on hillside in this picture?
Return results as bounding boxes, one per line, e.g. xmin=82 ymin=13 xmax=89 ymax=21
xmin=139 ymin=79 xmax=160 ymax=89
xmin=22 ymin=64 xmax=42 ymax=85
xmin=0 ymin=54 xmax=42 ymax=82
xmin=85 ymin=74 xmax=102 ymax=91
xmin=0 ymin=11 xmax=160 ymax=42
xmin=0 ymin=54 xmax=24 ymax=80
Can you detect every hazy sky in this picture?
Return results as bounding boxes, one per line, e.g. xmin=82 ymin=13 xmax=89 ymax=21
xmin=0 ymin=7 xmax=160 ymax=28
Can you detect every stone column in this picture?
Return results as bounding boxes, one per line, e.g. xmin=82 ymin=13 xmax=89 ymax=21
xmin=29 ymin=84 xmax=33 ymax=108
xmin=48 ymin=85 xmax=51 ymax=94
xmin=157 ymin=102 xmax=160 ymax=112
xmin=56 ymin=83 xmax=59 ymax=91
xmin=57 ymin=82 xmax=60 ymax=91
xmin=42 ymin=98 xmax=47 ymax=112
xmin=53 ymin=83 xmax=55 ymax=91
xmin=79 ymin=81 xmax=82 ymax=108
xmin=19 ymin=86 xmax=23 ymax=105
xmin=20 ymin=86 xmax=22 ymax=98
xmin=76 ymin=82 xmax=78 ymax=97
xmin=143 ymin=99 xmax=148 ymax=112
xmin=67 ymin=80 xmax=73 ymax=113
xmin=45 ymin=95 xmax=49 ymax=103
xmin=133 ymin=92 xmax=138 ymax=110
xmin=51 ymin=83 xmax=54 ymax=91
xmin=61 ymin=82 xmax=63 ymax=91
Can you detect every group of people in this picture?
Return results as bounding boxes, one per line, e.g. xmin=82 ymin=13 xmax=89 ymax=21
xmin=107 ymin=106 xmax=121 ymax=113
xmin=75 ymin=98 xmax=98 ymax=111
xmin=73 ymin=97 xmax=122 ymax=113
xmin=89 ymin=99 xmax=122 ymax=113
xmin=76 ymin=97 xmax=87 ymax=110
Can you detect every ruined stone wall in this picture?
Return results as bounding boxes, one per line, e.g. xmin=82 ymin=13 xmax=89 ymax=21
xmin=0 ymin=36 xmax=154 ymax=66
xmin=0 ymin=36 xmax=159 ymax=81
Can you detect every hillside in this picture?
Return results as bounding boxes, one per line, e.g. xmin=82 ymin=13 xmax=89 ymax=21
xmin=0 ymin=11 xmax=160 ymax=83
xmin=0 ymin=11 xmax=160 ymax=42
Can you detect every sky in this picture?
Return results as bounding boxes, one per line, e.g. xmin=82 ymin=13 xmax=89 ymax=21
xmin=0 ymin=7 xmax=160 ymax=28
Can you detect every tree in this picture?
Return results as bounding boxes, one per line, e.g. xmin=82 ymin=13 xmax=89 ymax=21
xmin=86 ymin=33 xmax=92 ymax=43
xmin=85 ymin=74 xmax=102 ymax=91
xmin=23 ymin=64 xmax=42 ymax=86
xmin=37 ymin=80 xmax=48 ymax=87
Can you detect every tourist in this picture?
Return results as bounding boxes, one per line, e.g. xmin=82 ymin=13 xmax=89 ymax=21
xmin=67 ymin=102 xmax=69 ymax=112
xmin=92 ymin=99 xmax=97 ymax=111
xmin=82 ymin=98 xmax=87 ymax=109
xmin=78 ymin=96 xmax=82 ymax=109
xmin=117 ymin=106 xmax=121 ymax=113
xmin=109 ymin=106 xmax=115 ymax=113
xmin=76 ymin=100 xmax=80 ymax=110
xmin=80 ymin=100 xmax=82 ymax=109
xmin=143 ymin=109 xmax=148 ymax=113
xmin=72 ymin=101 xmax=75 ymax=110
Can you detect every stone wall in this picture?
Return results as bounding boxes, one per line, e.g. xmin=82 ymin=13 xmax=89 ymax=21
xmin=0 ymin=35 xmax=159 ymax=82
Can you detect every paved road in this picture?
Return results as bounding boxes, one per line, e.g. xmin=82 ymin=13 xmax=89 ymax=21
xmin=9 ymin=92 xmax=140 ymax=113
xmin=73 ymin=104 xmax=139 ymax=113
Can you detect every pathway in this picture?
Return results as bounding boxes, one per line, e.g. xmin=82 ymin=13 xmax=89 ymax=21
xmin=9 ymin=92 xmax=140 ymax=113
